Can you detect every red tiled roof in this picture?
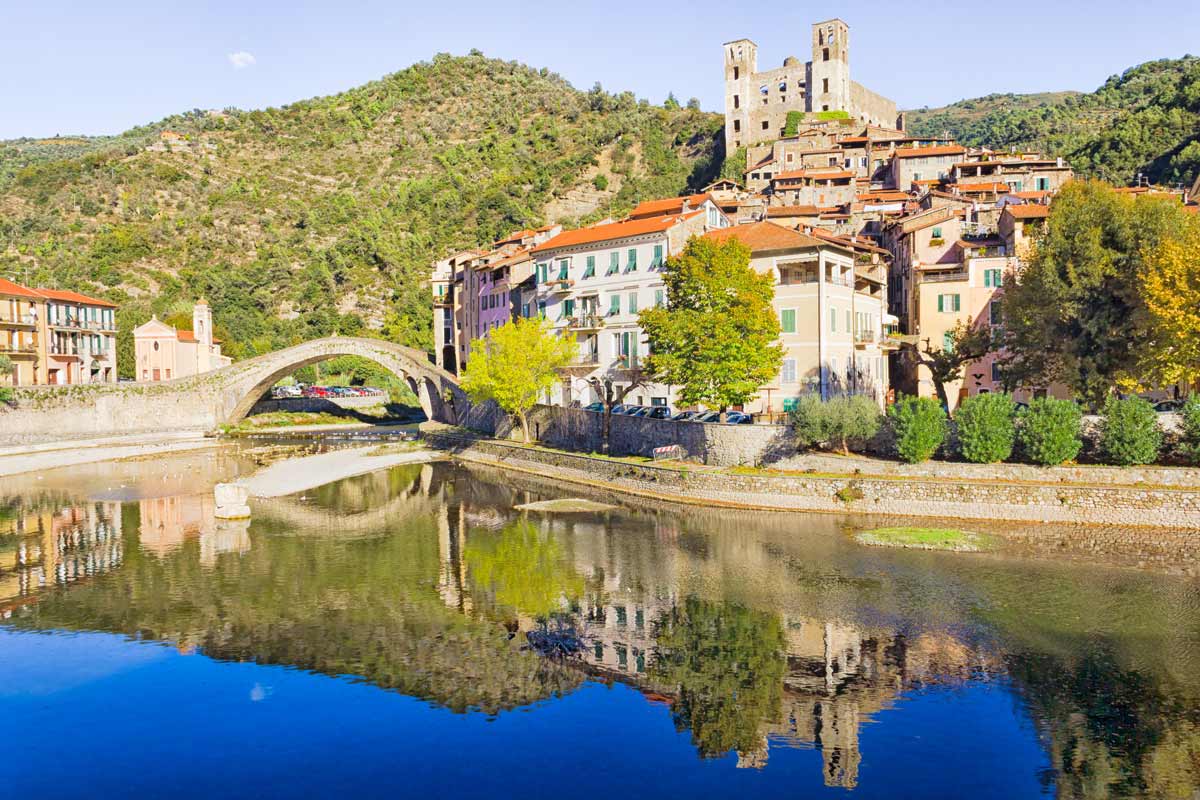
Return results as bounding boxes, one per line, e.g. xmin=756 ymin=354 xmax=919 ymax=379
xmin=628 ymin=193 xmax=712 ymax=219
xmin=531 ymin=212 xmax=702 ymax=253
xmin=857 ymin=190 xmax=910 ymax=202
xmin=893 ymin=145 xmax=966 ymax=159
xmin=1004 ymin=204 xmax=1051 ymax=220
xmin=34 ymin=287 xmax=118 ymax=308
xmin=948 ymin=182 xmax=1011 ymax=194
xmin=704 ymin=221 xmax=844 ymax=252
xmin=765 ymin=205 xmax=825 ymax=217
xmin=175 ymin=329 xmax=221 ymax=344
xmin=0 ymin=277 xmax=42 ymax=299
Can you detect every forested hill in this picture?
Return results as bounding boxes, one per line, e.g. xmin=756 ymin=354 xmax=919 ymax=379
xmin=906 ymin=57 xmax=1200 ymax=187
xmin=0 ymin=52 xmax=724 ymax=373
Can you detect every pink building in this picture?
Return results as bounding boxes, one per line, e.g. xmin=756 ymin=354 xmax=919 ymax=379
xmin=132 ymin=299 xmax=230 ymax=381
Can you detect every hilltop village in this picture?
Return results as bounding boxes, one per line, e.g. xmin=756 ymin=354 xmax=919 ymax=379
xmin=430 ymin=19 xmax=1200 ymax=415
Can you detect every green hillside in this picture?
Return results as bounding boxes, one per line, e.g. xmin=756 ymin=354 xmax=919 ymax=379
xmin=907 ymin=57 xmax=1200 ymax=187
xmin=0 ymin=52 xmax=724 ymax=375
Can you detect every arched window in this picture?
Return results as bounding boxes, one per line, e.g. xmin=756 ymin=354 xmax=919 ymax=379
xmin=759 ymin=85 xmax=769 ymax=95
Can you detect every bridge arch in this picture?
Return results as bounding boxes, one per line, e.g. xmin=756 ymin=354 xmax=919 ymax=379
xmin=216 ymin=337 xmax=467 ymax=426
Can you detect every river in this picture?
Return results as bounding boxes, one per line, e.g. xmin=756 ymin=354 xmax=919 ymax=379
xmin=1 ymin=443 xmax=1198 ymax=799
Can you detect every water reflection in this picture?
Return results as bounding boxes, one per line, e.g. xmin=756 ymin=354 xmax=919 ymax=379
xmin=2 ymin=457 xmax=1199 ymax=797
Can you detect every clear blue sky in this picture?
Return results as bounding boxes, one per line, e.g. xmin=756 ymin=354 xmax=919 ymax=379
xmin=4 ymin=0 xmax=1198 ymax=139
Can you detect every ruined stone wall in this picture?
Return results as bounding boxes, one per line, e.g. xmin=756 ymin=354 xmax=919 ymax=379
xmin=850 ymin=81 xmax=899 ymax=130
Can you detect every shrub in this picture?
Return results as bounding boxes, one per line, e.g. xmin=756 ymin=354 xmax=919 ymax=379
xmin=1017 ymin=397 xmax=1082 ymax=466
xmin=954 ymin=393 xmax=1017 ymax=463
xmin=790 ymin=395 xmax=882 ymax=454
xmin=886 ymin=395 xmax=947 ymax=463
xmin=1182 ymin=396 xmax=1200 ymax=465
xmin=1099 ymin=395 xmax=1161 ymax=466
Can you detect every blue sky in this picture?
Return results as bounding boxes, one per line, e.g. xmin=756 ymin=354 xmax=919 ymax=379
xmin=4 ymin=0 xmax=1198 ymax=139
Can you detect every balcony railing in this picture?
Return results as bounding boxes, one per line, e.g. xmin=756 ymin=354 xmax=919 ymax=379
xmin=0 ymin=313 xmax=38 ymax=327
xmin=544 ymin=279 xmax=574 ymax=294
xmin=918 ymin=270 xmax=969 ymax=283
xmin=49 ymin=316 xmax=113 ymax=331
xmin=566 ymin=313 xmax=605 ymax=331
xmin=0 ymin=342 xmax=37 ymax=354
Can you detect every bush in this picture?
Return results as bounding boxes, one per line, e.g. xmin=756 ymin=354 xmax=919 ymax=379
xmin=790 ymin=395 xmax=882 ymax=454
xmin=1099 ymin=395 xmax=1161 ymax=465
xmin=1182 ymin=396 xmax=1200 ymax=465
xmin=1017 ymin=397 xmax=1082 ymax=466
xmin=886 ymin=396 xmax=947 ymax=463
xmin=954 ymin=393 xmax=1017 ymax=463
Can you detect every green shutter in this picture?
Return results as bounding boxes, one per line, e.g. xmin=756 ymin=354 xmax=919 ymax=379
xmin=937 ymin=295 xmax=944 ymax=312
xmin=628 ymin=293 xmax=638 ymax=314
xmin=625 ymin=248 xmax=637 ymax=272
xmin=582 ymin=256 xmax=595 ymax=279
xmin=651 ymin=244 xmax=663 ymax=268
xmin=780 ymin=309 xmax=796 ymax=333
xmin=953 ymin=294 xmax=961 ymax=312
xmin=609 ymin=295 xmax=620 ymax=314
xmin=654 ymin=289 xmax=664 ymax=307
xmin=943 ymin=332 xmax=954 ymax=353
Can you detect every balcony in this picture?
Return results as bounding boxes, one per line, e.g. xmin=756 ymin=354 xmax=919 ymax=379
xmin=0 ymin=313 xmax=37 ymax=327
xmin=853 ymin=329 xmax=877 ymax=347
xmin=544 ymin=278 xmax=574 ymax=295
xmin=566 ymin=313 xmax=605 ymax=331
xmin=432 ymin=295 xmax=452 ymax=308
xmin=0 ymin=342 xmax=37 ymax=355
xmin=918 ymin=269 xmax=969 ymax=284
xmin=557 ymin=353 xmax=601 ymax=374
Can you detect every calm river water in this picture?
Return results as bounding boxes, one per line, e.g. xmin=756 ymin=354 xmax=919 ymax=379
xmin=1 ymin=444 xmax=1199 ymax=799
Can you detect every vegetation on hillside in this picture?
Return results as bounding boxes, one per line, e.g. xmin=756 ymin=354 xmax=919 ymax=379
xmin=0 ymin=53 xmax=724 ymax=375
xmin=907 ymin=58 xmax=1200 ymax=187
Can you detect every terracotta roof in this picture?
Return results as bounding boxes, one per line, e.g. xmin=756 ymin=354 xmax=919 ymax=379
xmin=175 ymin=329 xmax=221 ymax=344
xmin=34 ymin=287 xmax=118 ymax=308
xmin=1012 ymin=190 xmax=1051 ymax=200
xmin=893 ymin=145 xmax=967 ymax=159
xmin=857 ymin=190 xmax=910 ymax=202
xmin=484 ymin=246 xmax=534 ymax=269
xmin=531 ymin=212 xmax=702 ymax=253
xmin=1004 ymin=204 xmax=1051 ymax=220
xmin=703 ymin=221 xmax=844 ymax=253
xmin=957 ymin=237 xmax=1007 ymax=249
xmin=805 ymin=226 xmax=890 ymax=255
xmin=838 ymin=136 xmax=870 ymax=144
xmin=0 ymin=277 xmax=42 ymax=299
xmin=628 ymin=193 xmax=712 ymax=219
xmin=772 ymin=169 xmax=855 ymax=181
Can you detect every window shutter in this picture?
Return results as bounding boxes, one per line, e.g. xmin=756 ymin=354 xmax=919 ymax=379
xmin=937 ymin=295 xmax=944 ymax=312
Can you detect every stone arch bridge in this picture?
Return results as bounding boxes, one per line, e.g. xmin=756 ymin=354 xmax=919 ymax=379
xmin=4 ymin=337 xmax=473 ymax=447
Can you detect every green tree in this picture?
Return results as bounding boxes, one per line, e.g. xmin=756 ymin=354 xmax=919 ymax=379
xmin=465 ymin=520 xmax=585 ymax=618
xmin=664 ymin=92 xmax=681 ymax=110
xmin=460 ymin=317 xmax=576 ymax=443
xmin=887 ymin=395 xmax=948 ymax=463
xmin=639 ymin=236 xmax=782 ymax=419
xmin=1017 ymin=397 xmax=1083 ymax=466
xmin=789 ymin=395 xmax=881 ymax=454
xmin=0 ymin=354 xmax=13 ymax=403
xmin=1182 ymin=396 xmax=1200 ymax=465
xmin=1099 ymin=395 xmax=1162 ymax=466
xmin=900 ymin=318 xmax=993 ymax=412
xmin=954 ymin=392 xmax=1017 ymax=463
xmin=1000 ymin=181 xmax=1193 ymax=404
xmin=651 ymin=598 xmax=786 ymax=760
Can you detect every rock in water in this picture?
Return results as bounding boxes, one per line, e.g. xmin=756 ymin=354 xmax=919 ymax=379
xmin=515 ymin=498 xmax=617 ymax=513
xmin=214 ymin=483 xmax=252 ymax=519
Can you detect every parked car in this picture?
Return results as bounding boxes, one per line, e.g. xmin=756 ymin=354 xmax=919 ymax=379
xmin=583 ymin=402 xmax=604 ymax=413
xmin=695 ymin=411 xmax=721 ymax=423
xmin=611 ymin=404 xmax=635 ymax=415
xmin=672 ymin=410 xmax=700 ymax=422
xmin=627 ymin=406 xmax=651 ymax=417
xmin=1154 ymin=400 xmax=1182 ymax=413
xmin=644 ymin=406 xmax=672 ymax=420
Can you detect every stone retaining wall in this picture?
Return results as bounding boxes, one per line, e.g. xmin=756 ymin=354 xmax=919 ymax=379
xmin=426 ymin=432 xmax=1200 ymax=529
xmin=248 ymin=395 xmax=386 ymax=415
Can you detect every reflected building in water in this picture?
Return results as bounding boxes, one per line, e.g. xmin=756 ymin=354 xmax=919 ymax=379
xmin=0 ymin=498 xmax=123 ymax=614
xmin=139 ymin=493 xmax=250 ymax=566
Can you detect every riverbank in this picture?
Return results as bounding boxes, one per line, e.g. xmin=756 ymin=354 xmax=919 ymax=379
xmin=425 ymin=429 xmax=1200 ymax=530
xmin=0 ymin=431 xmax=221 ymax=478
xmin=240 ymin=444 xmax=445 ymax=498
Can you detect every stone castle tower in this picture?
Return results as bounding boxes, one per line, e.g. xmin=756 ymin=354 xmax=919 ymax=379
xmin=722 ymin=19 xmax=898 ymax=155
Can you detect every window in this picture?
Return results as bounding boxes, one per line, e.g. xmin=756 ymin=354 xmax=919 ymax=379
xmin=822 ymin=78 xmax=829 ymax=93
xmin=823 ymin=47 xmax=830 ymax=62
xmin=762 ymin=120 xmax=769 ymax=130
xmin=537 ymin=262 xmax=549 ymax=283
xmin=780 ymin=308 xmax=796 ymax=333
xmin=556 ymin=259 xmax=569 ymax=280
xmin=778 ymin=81 xmax=787 ymax=92
xmin=937 ymin=293 xmax=961 ymax=313
xmin=607 ymin=252 xmax=620 ymax=276
xmin=990 ymin=299 xmax=1003 ymax=326
xmin=781 ymin=359 xmax=797 ymax=383
xmin=608 ymin=295 xmax=620 ymax=315
xmin=829 ymin=307 xmax=837 ymax=332
xmin=984 ymin=268 xmax=1002 ymax=287
xmin=733 ymin=119 xmax=741 ymax=133
xmin=625 ymin=248 xmax=637 ymax=272
xmin=654 ymin=289 xmax=664 ymax=307
xmin=943 ymin=331 xmax=955 ymax=353
xmin=760 ymin=85 xmax=769 ymax=95
xmin=733 ymin=67 xmax=739 ymax=80
xmin=845 ymin=310 xmax=851 ymax=334
xmin=628 ymin=292 xmax=638 ymax=314
xmin=931 ymin=226 xmax=943 ymax=239
xmin=1036 ymin=177 xmax=1050 ymax=191
xmin=991 ymin=361 xmax=1002 ymax=382
xmin=563 ymin=299 xmax=575 ymax=318
xmin=582 ymin=255 xmax=595 ymax=279
xmin=733 ymin=95 xmax=740 ymax=109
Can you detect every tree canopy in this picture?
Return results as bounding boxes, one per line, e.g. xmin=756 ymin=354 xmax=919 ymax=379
xmin=639 ymin=236 xmax=782 ymax=412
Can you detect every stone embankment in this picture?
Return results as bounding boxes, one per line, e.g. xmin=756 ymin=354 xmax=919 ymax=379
xmin=425 ymin=431 xmax=1200 ymax=530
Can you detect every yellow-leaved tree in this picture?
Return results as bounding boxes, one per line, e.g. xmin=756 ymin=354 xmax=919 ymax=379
xmin=460 ymin=316 xmax=577 ymax=443
xmin=1140 ymin=217 xmax=1200 ymax=389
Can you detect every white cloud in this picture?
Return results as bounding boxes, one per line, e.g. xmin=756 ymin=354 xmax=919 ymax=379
xmin=227 ymin=51 xmax=257 ymax=70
